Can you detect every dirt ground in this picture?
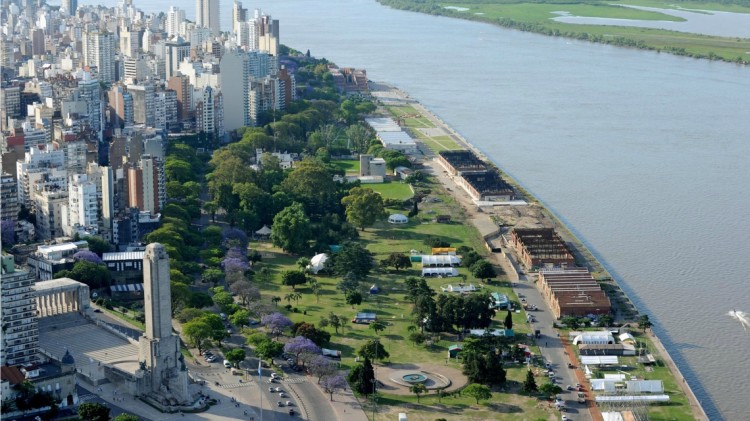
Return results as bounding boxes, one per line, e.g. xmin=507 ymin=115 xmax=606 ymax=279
xmin=375 ymin=363 xmax=468 ymax=396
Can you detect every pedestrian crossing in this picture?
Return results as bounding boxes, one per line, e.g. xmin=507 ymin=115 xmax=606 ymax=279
xmin=221 ymin=382 xmax=253 ymax=389
xmin=282 ymin=375 xmax=307 ymax=384
xmin=78 ymin=394 xmax=98 ymax=402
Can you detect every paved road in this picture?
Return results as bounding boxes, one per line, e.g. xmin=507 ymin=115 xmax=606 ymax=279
xmin=514 ymin=277 xmax=594 ymax=421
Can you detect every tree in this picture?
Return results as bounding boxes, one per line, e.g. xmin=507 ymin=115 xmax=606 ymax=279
xmin=225 ymin=348 xmax=246 ymax=368
xmin=337 ymin=271 xmax=361 ymax=293
xmin=369 ymin=320 xmax=387 ymax=336
xmin=308 ymin=355 xmax=337 ymax=383
xmin=310 ymin=280 xmax=322 ymax=303
xmin=272 ymin=202 xmax=312 ymax=254
xmin=358 ymin=340 xmax=389 ymax=361
xmin=522 ymin=370 xmax=538 ymax=394
xmin=292 ymin=322 xmax=331 ymax=345
xmin=410 ymin=383 xmax=427 ymax=402
xmin=328 ymin=313 xmax=342 ymax=334
xmin=229 ymin=309 xmax=252 ymax=327
xmin=409 ymin=332 xmax=427 ymax=345
xmin=638 ymin=314 xmax=653 ymax=330
xmin=113 ymin=414 xmax=140 ymax=421
xmin=464 ymin=383 xmax=492 ymax=404
xmin=255 ymin=338 xmax=284 ymax=360
xmin=345 ymin=123 xmax=372 ymax=153
xmin=262 ymin=312 xmax=293 ymax=338
xmin=271 ymin=296 xmax=281 ymax=307
xmin=284 ymin=336 xmax=321 ymax=366
xmin=77 ymin=402 xmax=111 ymax=421
xmin=471 ymin=260 xmax=496 ymax=282
xmin=212 ymin=291 xmax=237 ymax=314
xmin=598 ymin=313 xmax=614 ymax=327
xmin=322 ymin=374 xmax=348 ymax=401
xmin=560 ymin=316 xmax=581 ymax=330
xmin=73 ymin=250 xmax=103 ymax=264
xmin=230 ymin=280 xmax=260 ymax=306
xmin=182 ymin=319 xmax=212 ymax=351
xmin=282 ymin=270 xmax=308 ymax=290
xmin=346 ymin=290 xmax=363 ymax=308
xmin=54 ymin=260 xmax=111 ymax=289
xmin=327 ymin=242 xmax=373 ymax=277
xmin=504 ymin=310 xmax=513 ymax=330
xmin=381 ymin=253 xmax=412 ymax=271
xmin=279 ymin=158 xmax=338 ymax=217
xmin=342 ymin=187 xmax=386 ymax=231
xmin=348 ymin=358 xmax=375 ymax=397
xmin=202 ymin=268 xmax=224 ymax=285
xmin=82 ymin=236 xmax=111 ymax=255
xmin=539 ymin=382 xmax=563 ymax=398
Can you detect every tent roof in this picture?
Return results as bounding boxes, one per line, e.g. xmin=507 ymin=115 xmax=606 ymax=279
xmin=389 ymin=213 xmax=408 ymax=220
xmin=256 ymin=225 xmax=272 ymax=235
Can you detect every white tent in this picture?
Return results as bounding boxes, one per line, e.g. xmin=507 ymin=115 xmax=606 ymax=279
xmin=421 ymin=255 xmax=461 ymax=267
xmin=573 ymin=332 xmax=615 ymax=345
xmin=256 ymin=225 xmax=272 ymax=237
xmin=422 ymin=267 xmax=459 ymax=277
xmin=307 ymin=253 xmax=328 ymax=274
xmin=388 ymin=214 xmax=409 ymax=224
xmin=581 ymin=355 xmax=619 ymax=365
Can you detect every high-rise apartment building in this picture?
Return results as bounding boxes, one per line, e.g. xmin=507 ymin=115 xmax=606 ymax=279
xmin=63 ymin=174 xmax=99 ymax=236
xmin=232 ymin=0 xmax=247 ymax=38
xmin=164 ymin=36 xmax=190 ymax=81
xmin=220 ymin=49 xmax=250 ymax=131
xmin=196 ymin=0 xmax=220 ymax=37
xmin=108 ymin=85 xmax=133 ymax=129
xmin=196 ymin=86 xmax=224 ymax=139
xmin=128 ymin=155 xmax=164 ymax=215
xmin=166 ymin=6 xmax=186 ymax=38
xmin=167 ymin=75 xmax=191 ymax=124
xmin=257 ymin=14 xmax=279 ymax=56
xmin=33 ymin=184 xmax=68 ymax=240
xmin=0 ymin=255 xmax=39 ymax=367
xmin=83 ymin=30 xmax=116 ymax=83
xmin=1 ymin=173 xmax=19 ymax=223
xmin=120 ymin=26 xmax=140 ymax=58
xmin=128 ymin=83 xmax=155 ymax=127
xmin=63 ymin=0 xmax=78 ymax=14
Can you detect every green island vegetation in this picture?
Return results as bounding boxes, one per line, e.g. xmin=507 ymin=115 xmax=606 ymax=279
xmin=378 ymin=0 xmax=750 ymax=64
xmin=76 ymin=48 xmax=695 ymax=420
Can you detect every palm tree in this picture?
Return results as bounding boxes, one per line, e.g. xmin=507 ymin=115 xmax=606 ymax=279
xmin=284 ymin=293 xmax=294 ymax=305
xmin=410 ymin=383 xmax=427 ymax=403
xmin=271 ymin=296 xmax=281 ymax=307
xmin=310 ymin=281 xmax=322 ymax=303
xmin=369 ymin=320 xmax=387 ymax=336
xmin=292 ymin=292 xmax=303 ymax=306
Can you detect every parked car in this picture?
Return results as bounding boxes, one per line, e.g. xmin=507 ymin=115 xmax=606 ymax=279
xmin=224 ymin=360 xmax=232 ymax=368
xmin=289 ymin=409 xmax=295 ymax=415
xmin=277 ymin=401 xmax=284 ymax=407
xmin=279 ymin=392 xmax=288 ymax=398
xmin=269 ymin=387 xmax=275 ymax=392
xmin=286 ymin=401 xmax=293 ymax=406
xmin=93 ymin=309 xmax=102 ymax=313
xmin=275 ymin=387 xmax=282 ymax=393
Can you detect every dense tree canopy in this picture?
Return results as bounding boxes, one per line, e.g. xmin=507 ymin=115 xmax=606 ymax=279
xmin=342 ymin=187 xmax=386 ymax=231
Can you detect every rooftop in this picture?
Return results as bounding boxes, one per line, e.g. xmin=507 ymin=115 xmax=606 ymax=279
xmin=103 ymin=251 xmax=145 ymax=261
xmin=462 ymin=171 xmax=514 ymax=196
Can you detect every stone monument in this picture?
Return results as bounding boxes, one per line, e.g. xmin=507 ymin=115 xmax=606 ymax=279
xmin=135 ymin=243 xmax=189 ymax=406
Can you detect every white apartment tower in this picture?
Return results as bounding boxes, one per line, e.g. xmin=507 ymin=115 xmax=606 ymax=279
xmin=166 ymin=6 xmax=186 ymax=38
xmin=0 ymin=256 xmax=39 ymax=367
xmin=232 ymin=0 xmax=247 ymax=39
xmin=220 ymin=49 xmax=251 ymax=131
xmin=63 ymin=174 xmax=99 ymax=236
xmin=83 ymin=30 xmax=116 ymax=83
xmin=196 ymin=0 xmax=220 ymax=37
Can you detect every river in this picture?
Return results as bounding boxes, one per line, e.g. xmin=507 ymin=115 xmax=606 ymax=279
xmin=82 ymin=0 xmax=750 ymax=418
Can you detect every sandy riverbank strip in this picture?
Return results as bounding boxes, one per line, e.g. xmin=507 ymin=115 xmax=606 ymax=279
xmin=370 ymin=82 xmax=709 ymax=421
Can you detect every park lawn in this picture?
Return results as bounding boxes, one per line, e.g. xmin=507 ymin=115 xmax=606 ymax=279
xmin=331 ymin=159 xmax=360 ymax=174
xmin=367 ymin=182 xmax=414 ymax=201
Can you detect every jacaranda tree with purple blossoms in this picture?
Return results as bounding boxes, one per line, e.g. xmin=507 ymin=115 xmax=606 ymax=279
xmin=283 ymin=336 xmax=320 ymax=366
xmin=261 ymin=312 xmax=292 ymax=339
xmin=73 ymin=250 xmax=103 ymax=265
xmin=308 ymin=355 xmax=337 ymax=384
xmin=322 ymin=375 xmax=347 ymax=401
xmin=222 ymin=227 xmax=248 ymax=249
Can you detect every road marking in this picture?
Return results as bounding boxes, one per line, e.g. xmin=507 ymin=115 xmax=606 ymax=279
xmin=221 ymin=382 xmax=253 ymax=389
xmin=282 ymin=376 xmax=307 ymax=384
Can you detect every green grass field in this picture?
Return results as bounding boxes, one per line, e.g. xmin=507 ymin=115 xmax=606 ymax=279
xmin=366 ymin=182 xmax=414 ymax=201
xmin=380 ymin=0 xmax=750 ymax=62
xmin=332 ymin=159 xmax=360 ymax=174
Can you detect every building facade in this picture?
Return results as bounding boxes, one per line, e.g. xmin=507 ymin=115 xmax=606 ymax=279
xmin=0 ymin=256 xmax=39 ymax=367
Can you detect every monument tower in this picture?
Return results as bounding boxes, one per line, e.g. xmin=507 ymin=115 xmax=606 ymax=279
xmin=137 ymin=243 xmax=189 ymax=405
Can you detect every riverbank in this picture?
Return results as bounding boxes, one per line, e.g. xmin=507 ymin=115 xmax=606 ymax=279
xmin=377 ymin=0 xmax=750 ymax=65
xmin=371 ymin=81 xmax=709 ymax=420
